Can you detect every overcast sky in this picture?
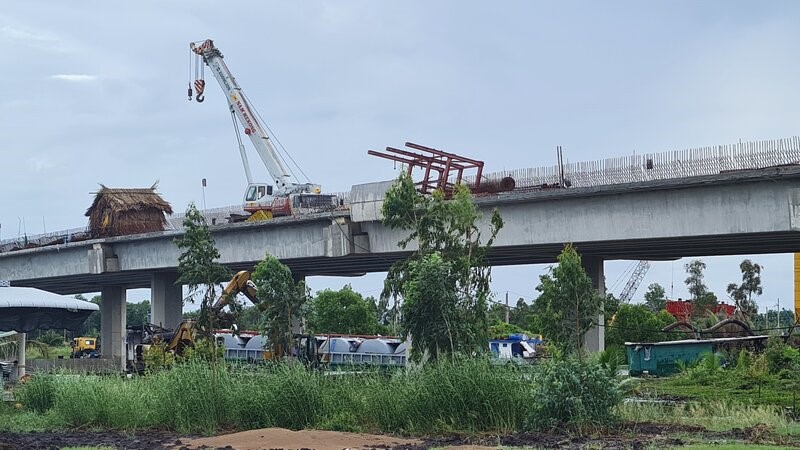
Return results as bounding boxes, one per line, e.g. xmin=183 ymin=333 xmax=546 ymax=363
xmin=1 ymin=1 xmax=799 ymax=313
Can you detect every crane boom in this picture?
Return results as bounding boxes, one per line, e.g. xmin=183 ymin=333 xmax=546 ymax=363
xmin=191 ymin=39 xmax=304 ymax=196
xmin=619 ymin=260 xmax=651 ymax=303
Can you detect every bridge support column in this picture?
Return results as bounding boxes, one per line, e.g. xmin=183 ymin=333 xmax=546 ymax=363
xmin=12 ymin=332 xmax=26 ymax=381
xmin=151 ymin=272 xmax=182 ymax=330
xmin=582 ymin=256 xmax=605 ymax=353
xmin=100 ymin=286 xmax=126 ymax=368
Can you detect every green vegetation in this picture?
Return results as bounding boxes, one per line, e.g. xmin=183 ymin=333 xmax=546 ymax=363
xmin=643 ymin=282 xmax=667 ymax=312
xmin=529 ymin=244 xmax=604 ymax=357
xmin=525 ymin=356 xmax=621 ymax=431
xmin=617 ymin=400 xmax=795 ymax=433
xmin=640 ymin=338 xmax=800 ymax=408
xmin=175 ymin=202 xmax=231 ymax=340
xmin=726 ymin=259 xmax=763 ymax=322
xmin=9 ymin=359 xmax=536 ymax=435
xmin=684 ymin=259 xmax=718 ymax=318
xmin=251 ymin=254 xmax=308 ymax=356
xmin=307 ymin=285 xmax=381 ymax=335
xmin=381 ymin=174 xmax=503 ymax=362
xmin=605 ymin=304 xmax=679 ymax=356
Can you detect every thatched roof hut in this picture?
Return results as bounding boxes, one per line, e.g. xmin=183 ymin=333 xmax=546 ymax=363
xmin=85 ymin=184 xmax=173 ymax=238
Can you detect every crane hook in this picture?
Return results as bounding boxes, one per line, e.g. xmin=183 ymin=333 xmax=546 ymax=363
xmin=194 ymin=79 xmax=206 ymax=103
xmin=188 ymin=84 xmax=193 ymax=102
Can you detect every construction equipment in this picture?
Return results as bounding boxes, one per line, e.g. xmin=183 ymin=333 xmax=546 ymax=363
xmin=127 ymin=270 xmax=302 ymax=372
xmin=618 ymin=260 xmax=651 ymax=303
xmin=368 ymin=142 xmax=516 ymax=196
xmin=189 ymin=39 xmax=338 ymax=220
xmin=69 ymin=337 xmax=99 ymax=358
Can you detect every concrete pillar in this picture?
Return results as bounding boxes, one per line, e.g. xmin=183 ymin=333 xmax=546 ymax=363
xmin=582 ymin=256 xmax=605 ymax=353
xmin=151 ymin=272 xmax=183 ymax=330
xmin=100 ymin=286 xmax=126 ymax=368
xmin=13 ymin=332 xmax=26 ymax=381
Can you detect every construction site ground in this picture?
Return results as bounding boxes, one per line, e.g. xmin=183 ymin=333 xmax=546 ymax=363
xmin=2 ymin=424 xmax=800 ymax=450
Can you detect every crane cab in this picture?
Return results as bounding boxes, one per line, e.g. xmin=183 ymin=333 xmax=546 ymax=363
xmin=243 ymin=183 xmax=274 ymax=213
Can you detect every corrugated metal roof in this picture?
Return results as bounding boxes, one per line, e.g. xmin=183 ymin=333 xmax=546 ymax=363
xmin=0 ymin=287 xmax=99 ymax=311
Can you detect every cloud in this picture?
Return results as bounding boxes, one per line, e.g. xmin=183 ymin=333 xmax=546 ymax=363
xmin=25 ymin=156 xmax=55 ymax=172
xmin=0 ymin=25 xmax=56 ymax=42
xmin=49 ymin=74 xmax=97 ymax=82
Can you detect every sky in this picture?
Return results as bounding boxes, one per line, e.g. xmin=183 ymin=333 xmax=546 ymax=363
xmin=1 ymin=1 xmax=799 ymax=313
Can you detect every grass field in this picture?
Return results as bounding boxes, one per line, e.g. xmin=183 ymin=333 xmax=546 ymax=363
xmin=639 ymin=374 xmax=800 ymax=408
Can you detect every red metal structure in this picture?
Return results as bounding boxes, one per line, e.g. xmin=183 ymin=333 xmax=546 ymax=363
xmin=368 ymin=142 xmax=515 ymax=195
xmin=665 ymin=300 xmax=736 ymax=322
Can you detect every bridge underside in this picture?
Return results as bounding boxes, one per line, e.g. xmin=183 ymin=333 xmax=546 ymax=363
xmin=12 ymin=230 xmax=800 ymax=294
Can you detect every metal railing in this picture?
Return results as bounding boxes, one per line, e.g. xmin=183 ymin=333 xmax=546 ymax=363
xmin=468 ymin=136 xmax=800 ymax=191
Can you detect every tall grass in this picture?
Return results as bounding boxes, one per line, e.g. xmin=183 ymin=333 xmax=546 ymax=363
xmin=13 ymin=358 xmax=537 ymax=435
xmin=617 ymin=400 xmax=792 ymax=432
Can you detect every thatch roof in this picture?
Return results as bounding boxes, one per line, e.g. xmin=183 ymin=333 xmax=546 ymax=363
xmin=86 ymin=183 xmax=173 ymax=237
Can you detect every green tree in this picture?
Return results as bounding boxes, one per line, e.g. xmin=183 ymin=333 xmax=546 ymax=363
xmin=251 ymin=254 xmax=307 ymax=357
xmin=75 ymin=294 xmax=101 ymax=336
xmin=530 ymin=244 xmax=605 ymax=357
xmin=174 ymin=203 xmax=231 ymax=341
xmin=684 ymin=260 xmax=707 ymax=299
xmin=684 ymin=260 xmax=717 ymax=318
xmin=643 ymin=283 xmax=667 ymax=312
xmin=604 ymin=293 xmax=620 ymax=318
xmin=381 ymin=174 xmax=503 ymax=362
xmin=726 ymin=259 xmax=762 ymax=322
xmin=127 ymin=300 xmax=151 ymax=328
xmin=308 ymin=285 xmax=379 ymax=335
xmin=606 ymin=304 xmax=677 ymax=347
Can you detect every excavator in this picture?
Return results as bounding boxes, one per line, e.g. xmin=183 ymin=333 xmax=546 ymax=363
xmin=127 ymin=271 xmax=311 ymax=373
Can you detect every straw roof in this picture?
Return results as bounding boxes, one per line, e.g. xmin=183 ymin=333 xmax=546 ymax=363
xmin=85 ymin=183 xmax=173 ymax=237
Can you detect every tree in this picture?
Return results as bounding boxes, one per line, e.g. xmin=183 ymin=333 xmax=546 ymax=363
xmin=643 ymin=283 xmax=667 ymax=312
xmin=606 ymin=304 xmax=677 ymax=347
xmin=174 ymin=203 xmax=231 ymax=341
xmin=684 ymin=260 xmax=717 ymax=318
xmin=127 ymin=300 xmax=151 ymax=328
xmin=308 ymin=285 xmax=379 ymax=335
xmin=380 ymin=174 xmax=503 ymax=362
xmin=726 ymin=259 xmax=762 ymax=322
xmin=251 ymin=254 xmax=307 ymax=357
xmin=604 ymin=293 xmax=620 ymax=319
xmin=530 ymin=244 xmax=605 ymax=357
xmin=75 ymin=295 xmax=102 ymax=336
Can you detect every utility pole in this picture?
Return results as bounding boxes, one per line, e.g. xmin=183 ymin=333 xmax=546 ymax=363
xmin=505 ymin=291 xmax=510 ymax=324
xmin=201 ymin=178 xmax=207 ymax=211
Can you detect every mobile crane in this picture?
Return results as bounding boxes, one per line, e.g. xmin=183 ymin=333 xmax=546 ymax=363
xmin=189 ymin=39 xmax=338 ymax=219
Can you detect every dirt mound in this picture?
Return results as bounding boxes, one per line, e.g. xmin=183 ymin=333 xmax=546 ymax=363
xmin=184 ymin=427 xmax=420 ymax=450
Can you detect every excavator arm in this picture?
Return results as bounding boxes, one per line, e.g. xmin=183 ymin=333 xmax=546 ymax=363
xmin=212 ymin=270 xmax=258 ymax=314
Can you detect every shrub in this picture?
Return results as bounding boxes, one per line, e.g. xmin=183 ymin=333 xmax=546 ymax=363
xmin=525 ymin=356 xmax=621 ymax=431
xmin=36 ymin=331 xmax=64 ymax=347
xmin=764 ymin=337 xmax=797 ymax=374
xmin=16 ymin=375 xmax=56 ymax=414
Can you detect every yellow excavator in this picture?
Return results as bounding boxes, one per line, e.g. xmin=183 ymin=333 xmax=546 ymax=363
xmin=128 ymin=271 xmax=313 ymax=372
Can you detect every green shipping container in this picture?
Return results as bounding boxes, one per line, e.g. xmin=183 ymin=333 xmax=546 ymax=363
xmin=626 ymin=339 xmax=713 ymax=377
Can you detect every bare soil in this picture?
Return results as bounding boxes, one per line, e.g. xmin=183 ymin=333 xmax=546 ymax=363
xmin=0 ymin=423 xmax=795 ymax=450
xmin=184 ymin=428 xmax=420 ymax=450
xmin=0 ymin=430 xmax=184 ymax=450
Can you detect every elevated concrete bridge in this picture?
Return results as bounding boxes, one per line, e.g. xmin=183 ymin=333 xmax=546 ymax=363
xmin=3 ymin=139 xmax=800 ymax=363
